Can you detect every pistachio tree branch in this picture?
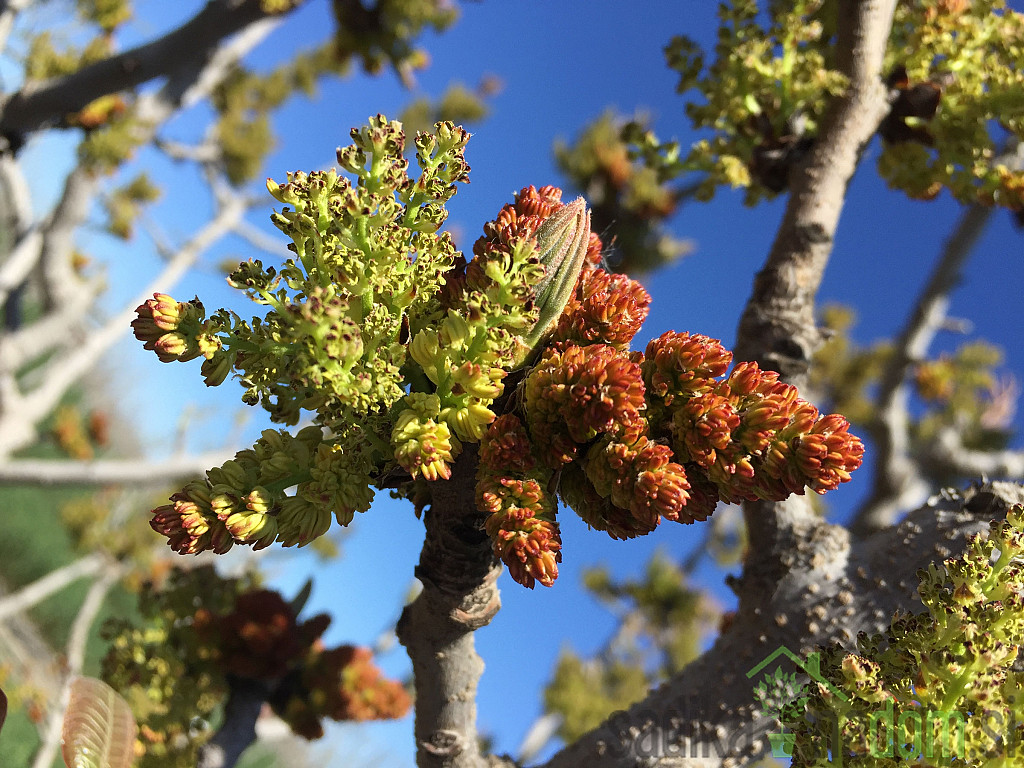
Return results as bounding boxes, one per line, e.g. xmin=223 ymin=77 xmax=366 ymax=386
xmin=30 ymin=564 xmax=123 ymax=768
xmin=0 ymin=552 xmax=107 ymax=623
xmin=196 ymin=677 xmax=273 ymax=768
xmin=927 ymin=427 xmax=1024 ymax=480
xmin=0 ymin=192 xmax=247 ymax=458
xmin=733 ymin=0 xmax=897 ymax=580
xmin=850 ymin=203 xmax=994 ymax=535
xmin=0 ymin=0 xmax=306 ymax=138
xmin=538 ymin=482 xmax=1023 ymax=768
xmin=396 ymin=445 xmax=504 ymax=768
xmin=0 ymin=13 xmax=274 ymax=458
xmin=0 ymin=452 xmax=232 ymax=485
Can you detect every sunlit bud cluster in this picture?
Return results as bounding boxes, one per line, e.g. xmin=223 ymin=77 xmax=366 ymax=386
xmin=646 ymin=336 xmax=864 ymax=505
xmin=477 ymin=415 xmax=561 ymax=588
xmin=788 ymin=504 xmax=1024 ymax=765
xmin=133 ymin=117 xmax=862 ymax=590
xmin=131 ymin=293 xmax=220 ymax=364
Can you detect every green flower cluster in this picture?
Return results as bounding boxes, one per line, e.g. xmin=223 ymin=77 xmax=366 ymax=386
xmin=787 ymin=504 xmax=1024 ymax=766
xmin=135 ymin=118 xmax=586 ymax=554
xmin=101 ymin=567 xmax=250 ymax=768
xmin=642 ymin=0 xmax=1024 ymax=208
xmin=102 ymin=566 xmax=409 ymax=765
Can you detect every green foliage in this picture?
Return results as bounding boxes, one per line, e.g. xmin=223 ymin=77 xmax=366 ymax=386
xmin=622 ymin=0 xmax=1024 ymax=208
xmin=330 ymin=0 xmax=459 ymax=78
xmin=545 ymin=653 xmax=650 ymax=743
xmin=102 ymin=173 xmax=160 ymax=240
xmin=76 ymin=0 xmax=131 ymax=31
xmin=212 ymin=46 xmax=346 ymax=185
xmin=555 ymin=112 xmax=692 ymax=274
xmin=101 ymin=567 xmax=252 ymax=768
xmin=787 ymin=504 xmax=1024 ymax=766
xmin=398 ymin=80 xmax=493 ymax=138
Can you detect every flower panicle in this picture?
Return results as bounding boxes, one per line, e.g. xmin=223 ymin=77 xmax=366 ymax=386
xmin=477 ymin=417 xmax=561 ymax=588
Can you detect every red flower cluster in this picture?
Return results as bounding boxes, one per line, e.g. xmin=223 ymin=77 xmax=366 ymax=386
xmin=477 ymin=415 xmax=561 ymax=589
xmin=552 ymin=267 xmax=651 ymax=349
xmin=191 ymin=586 xmax=409 ymax=740
xmin=471 ymin=188 xmax=864 ymax=590
xmin=275 ymin=645 xmax=411 ymax=739
xmin=194 ymin=590 xmax=328 ymax=681
xmin=647 ymin=335 xmax=865 ymax=505
xmin=525 ymin=343 xmax=647 ymax=466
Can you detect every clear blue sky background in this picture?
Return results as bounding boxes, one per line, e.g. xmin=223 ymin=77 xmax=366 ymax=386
xmin=17 ymin=1 xmax=1024 ymax=765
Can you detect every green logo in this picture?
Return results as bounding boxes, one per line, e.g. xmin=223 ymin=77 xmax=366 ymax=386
xmin=746 ymin=646 xmax=848 ymax=759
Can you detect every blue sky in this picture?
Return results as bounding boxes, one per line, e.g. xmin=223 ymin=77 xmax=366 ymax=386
xmin=16 ymin=1 xmax=1024 ymax=765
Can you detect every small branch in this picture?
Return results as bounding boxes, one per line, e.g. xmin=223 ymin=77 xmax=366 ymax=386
xmin=232 ymin=219 xmax=288 ymax=259
xmin=0 ymin=0 xmax=30 ymax=58
xmin=733 ymin=0 xmax=897 ymax=577
xmin=927 ymin=427 xmax=1024 ymax=480
xmin=396 ymin=445 xmax=502 ymax=768
xmin=30 ymin=564 xmax=122 ymax=768
xmin=0 ymin=193 xmax=247 ymax=459
xmin=196 ymin=676 xmax=273 ymax=768
xmin=0 ymin=553 xmax=107 ymax=623
xmin=0 ymin=0 xmax=305 ymax=137
xmin=0 ymin=452 xmax=232 ymax=485
xmin=850 ymin=203 xmax=994 ymax=535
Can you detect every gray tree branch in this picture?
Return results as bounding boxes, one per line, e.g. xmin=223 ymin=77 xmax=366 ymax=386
xmin=850 ymin=203 xmax=994 ymax=535
xmin=0 ymin=552 xmax=107 ymax=623
xmin=0 ymin=0 xmax=306 ymax=137
xmin=30 ymin=564 xmax=123 ymax=768
xmin=396 ymin=445 xmax=504 ymax=768
xmin=538 ymin=481 xmax=1024 ymax=768
xmin=0 ymin=452 xmax=232 ymax=485
xmin=734 ymin=0 xmax=897 ymax=585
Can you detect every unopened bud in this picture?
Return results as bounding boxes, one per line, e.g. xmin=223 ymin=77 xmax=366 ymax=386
xmin=523 ymin=197 xmax=591 ymax=353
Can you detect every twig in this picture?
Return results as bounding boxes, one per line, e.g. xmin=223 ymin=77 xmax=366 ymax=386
xmin=850 ymin=203 xmax=994 ymax=535
xmin=396 ymin=445 xmax=502 ymax=768
xmin=927 ymin=427 xmax=1024 ymax=480
xmin=0 ymin=0 xmax=306 ymax=137
xmin=0 ymin=553 xmax=107 ymax=623
xmin=538 ymin=482 xmax=1020 ymax=768
xmin=0 ymin=452 xmax=232 ymax=485
xmin=30 ymin=564 xmax=122 ymax=768
xmin=733 ymin=0 xmax=897 ymax=589
xmin=196 ymin=676 xmax=273 ymax=768
xmin=0 ymin=193 xmax=247 ymax=459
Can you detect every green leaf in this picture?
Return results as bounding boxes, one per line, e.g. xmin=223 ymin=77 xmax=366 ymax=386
xmin=61 ymin=677 xmax=136 ymax=768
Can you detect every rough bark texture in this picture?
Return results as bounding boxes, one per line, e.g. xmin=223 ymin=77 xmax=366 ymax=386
xmin=397 ymin=444 xmax=503 ymax=768
xmin=538 ymin=481 xmax=1024 ymax=767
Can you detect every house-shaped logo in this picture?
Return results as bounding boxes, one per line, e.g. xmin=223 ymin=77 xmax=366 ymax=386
xmin=746 ymin=645 xmax=848 ymax=760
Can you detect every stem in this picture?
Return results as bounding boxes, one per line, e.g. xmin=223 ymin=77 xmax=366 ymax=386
xmin=396 ymin=444 xmax=502 ymax=768
xmin=196 ymin=676 xmax=272 ymax=768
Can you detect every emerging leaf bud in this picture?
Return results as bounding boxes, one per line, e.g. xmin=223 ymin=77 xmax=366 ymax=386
xmin=523 ymin=197 xmax=591 ymax=352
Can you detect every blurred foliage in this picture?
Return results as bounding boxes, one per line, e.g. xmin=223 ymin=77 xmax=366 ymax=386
xmin=543 ymin=552 xmax=719 ymax=742
xmin=102 ymin=173 xmax=160 ymax=240
xmin=812 ymin=304 xmax=1015 ymax=483
xmin=398 ymin=77 xmax=498 ymax=137
xmin=556 ymin=111 xmax=692 ymax=275
xmin=554 ymin=0 xmax=1024 ymax=239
